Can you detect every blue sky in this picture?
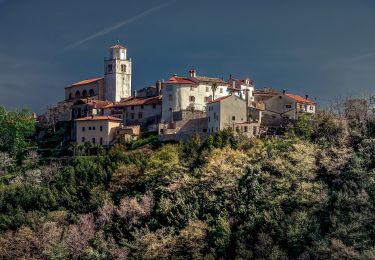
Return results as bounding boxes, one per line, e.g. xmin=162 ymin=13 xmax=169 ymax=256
xmin=0 ymin=0 xmax=375 ymax=112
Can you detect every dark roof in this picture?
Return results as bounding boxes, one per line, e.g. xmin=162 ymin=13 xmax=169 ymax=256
xmin=75 ymin=116 xmax=121 ymax=122
xmin=111 ymin=95 xmax=162 ymax=108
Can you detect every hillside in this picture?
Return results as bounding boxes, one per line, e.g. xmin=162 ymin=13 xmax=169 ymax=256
xmin=0 ymin=106 xmax=374 ymax=259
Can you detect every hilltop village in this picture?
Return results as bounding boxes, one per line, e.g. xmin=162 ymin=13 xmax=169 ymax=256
xmin=47 ymin=43 xmax=317 ymax=146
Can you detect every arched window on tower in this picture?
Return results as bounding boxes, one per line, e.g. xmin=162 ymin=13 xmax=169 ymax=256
xmin=89 ymin=89 xmax=95 ymax=96
xmin=82 ymin=90 xmax=88 ymax=97
xmin=75 ymin=90 xmax=81 ymax=98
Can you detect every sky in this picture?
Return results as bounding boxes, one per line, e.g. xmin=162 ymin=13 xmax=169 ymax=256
xmin=0 ymin=0 xmax=375 ymax=112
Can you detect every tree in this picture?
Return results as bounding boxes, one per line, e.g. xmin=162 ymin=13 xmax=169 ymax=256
xmin=0 ymin=106 xmax=36 ymax=158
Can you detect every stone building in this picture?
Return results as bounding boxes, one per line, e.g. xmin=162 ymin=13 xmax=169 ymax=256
xmin=110 ymin=95 xmax=162 ymax=131
xmin=75 ymin=116 xmax=122 ymax=146
xmin=254 ymin=89 xmax=316 ymax=126
xmin=207 ymin=94 xmax=260 ymax=137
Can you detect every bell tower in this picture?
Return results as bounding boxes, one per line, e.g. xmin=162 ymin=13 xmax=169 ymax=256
xmin=104 ymin=43 xmax=132 ymax=101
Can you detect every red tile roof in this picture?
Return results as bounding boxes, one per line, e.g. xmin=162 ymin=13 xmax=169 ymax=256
xmin=207 ymin=95 xmax=231 ymax=104
xmin=165 ymin=76 xmax=197 ymax=85
xmin=110 ymin=44 xmax=126 ymax=49
xmin=284 ymin=93 xmax=316 ymax=104
xmin=65 ymin=77 xmax=104 ymax=89
xmin=111 ymin=95 xmax=162 ymax=108
xmin=75 ymin=116 xmax=122 ymax=122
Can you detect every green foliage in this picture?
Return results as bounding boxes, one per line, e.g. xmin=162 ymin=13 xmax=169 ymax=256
xmin=0 ymin=107 xmax=374 ymax=259
xmin=0 ymin=106 xmax=36 ymax=159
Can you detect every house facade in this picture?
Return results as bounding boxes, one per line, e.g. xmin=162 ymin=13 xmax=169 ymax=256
xmin=75 ymin=116 xmax=122 ymax=146
xmin=257 ymin=90 xmax=316 ymax=126
xmin=207 ymin=94 xmax=260 ymax=137
xmin=111 ymin=95 xmax=162 ymax=131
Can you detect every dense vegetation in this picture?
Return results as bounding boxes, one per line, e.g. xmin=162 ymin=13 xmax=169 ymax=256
xmin=0 ymin=101 xmax=374 ymax=259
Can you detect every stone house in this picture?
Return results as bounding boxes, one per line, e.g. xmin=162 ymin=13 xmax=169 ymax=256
xmin=206 ymin=94 xmax=260 ymax=137
xmin=75 ymin=116 xmax=122 ymax=146
xmin=111 ymin=95 xmax=162 ymax=131
xmin=160 ymin=70 xmax=229 ymax=123
xmin=255 ymin=89 xmax=316 ymax=126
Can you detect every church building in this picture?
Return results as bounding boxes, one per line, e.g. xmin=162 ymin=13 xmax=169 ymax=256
xmin=64 ymin=43 xmax=132 ymax=103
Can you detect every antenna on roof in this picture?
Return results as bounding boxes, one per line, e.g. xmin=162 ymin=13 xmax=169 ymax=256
xmin=117 ymin=39 xmax=120 ymax=44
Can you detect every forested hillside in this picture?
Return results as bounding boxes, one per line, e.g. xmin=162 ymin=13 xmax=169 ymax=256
xmin=0 ymin=104 xmax=374 ymax=259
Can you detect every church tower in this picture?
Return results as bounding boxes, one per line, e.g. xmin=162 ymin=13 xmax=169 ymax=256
xmin=104 ymin=43 xmax=132 ymax=102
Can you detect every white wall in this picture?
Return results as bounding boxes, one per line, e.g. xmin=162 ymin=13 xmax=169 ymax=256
xmin=161 ymin=82 xmax=229 ymax=123
xmin=104 ymin=56 xmax=132 ymax=102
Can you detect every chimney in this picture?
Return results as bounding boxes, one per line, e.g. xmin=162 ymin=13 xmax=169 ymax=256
xmin=156 ymin=80 xmax=162 ymax=95
xmin=230 ymin=74 xmax=232 ymax=79
xmin=189 ymin=69 xmax=196 ymax=77
xmin=282 ymin=89 xmax=286 ymax=94
xmin=305 ymin=94 xmax=309 ymax=100
xmin=245 ymin=89 xmax=250 ymax=122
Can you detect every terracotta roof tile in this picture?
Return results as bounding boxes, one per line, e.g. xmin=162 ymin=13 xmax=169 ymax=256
xmin=284 ymin=93 xmax=316 ymax=104
xmin=65 ymin=77 xmax=104 ymax=89
xmin=75 ymin=116 xmax=122 ymax=121
xmin=164 ymin=76 xmax=197 ymax=85
xmin=207 ymin=95 xmax=231 ymax=104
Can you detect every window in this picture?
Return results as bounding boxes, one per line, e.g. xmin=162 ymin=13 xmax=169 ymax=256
xmin=140 ymin=105 xmax=144 ymax=109
xmin=121 ymin=64 xmax=126 ymax=72
xmin=285 ymin=104 xmax=292 ymax=109
xmin=253 ymin=127 xmax=257 ymax=135
xmin=232 ymin=116 xmax=236 ymax=120
xmin=88 ymin=126 xmax=92 ymax=130
xmin=131 ymin=113 xmax=134 ymax=119
xmin=69 ymin=93 xmax=72 ymax=99
xmin=92 ymin=138 xmax=95 ymax=144
xmin=100 ymin=126 xmax=103 ymax=131
xmin=214 ymin=112 xmax=216 ymax=119
xmin=168 ymin=94 xmax=173 ymax=101
xmin=82 ymin=127 xmax=85 ymax=132
xmin=208 ymin=117 xmax=211 ymax=122
xmin=152 ymin=104 xmax=156 ymax=109
xmin=108 ymin=64 xmax=112 ymax=72
xmin=82 ymin=137 xmax=85 ymax=142
xmin=131 ymin=106 xmax=134 ymax=110
xmin=82 ymin=90 xmax=88 ymax=97
xmin=220 ymin=88 xmax=223 ymax=93
xmin=138 ymin=112 xmax=143 ymax=119
xmin=75 ymin=91 xmax=80 ymax=97
xmin=100 ymin=137 xmax=103 ymax=145
xmin=205 ymin=96 xmax=212 ymax=103
xmin=190 ymin=86 xmax=194 ymax=91
xmin=189 ymin=96 xmax=195 ymax=102
xmin=244 ymin=126 xmax=248 ymax=132
xmin=93 ymin=126 xmax=96 ymax=130
xmin=89 ymin=89 xmax=95 ymax=96
xmin=206 ymin=87 xmax=209 ymax=92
